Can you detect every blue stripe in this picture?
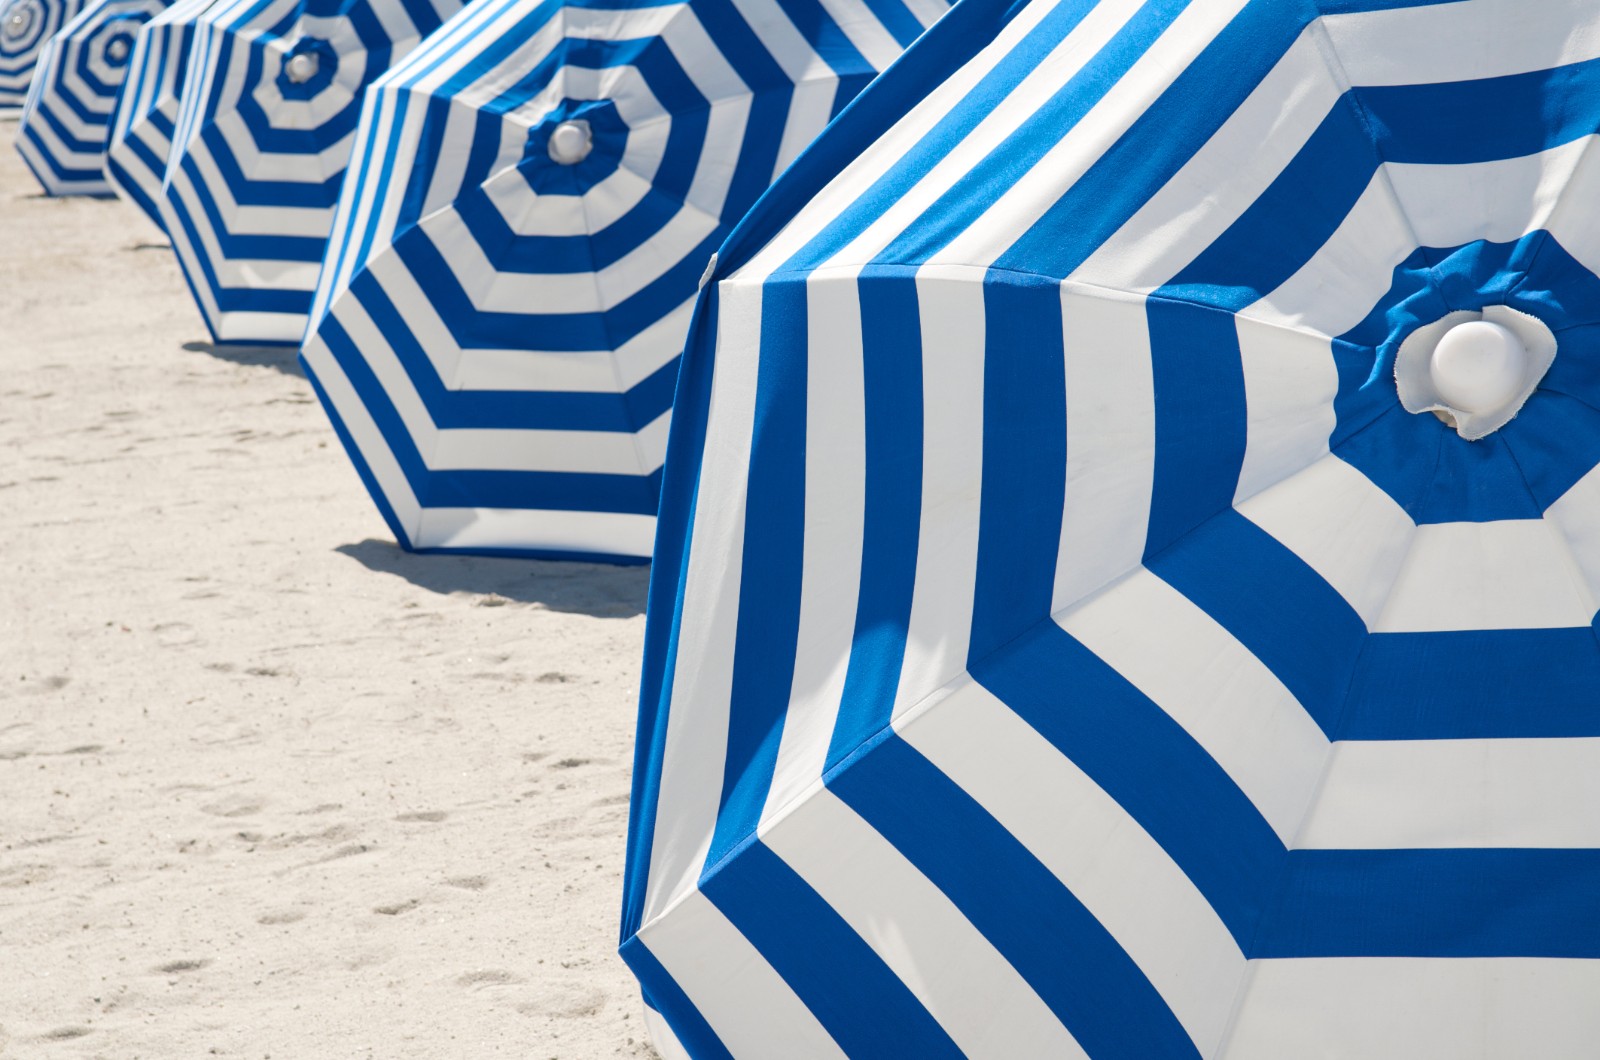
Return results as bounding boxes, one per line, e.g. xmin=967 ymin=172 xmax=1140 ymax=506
xmin=1148 ymin=508 xmax=1365 ymax=736
xmin=616 ymin=937 xmax=735 ymax=1060
xmin=967 ymin=274 xmax=1065 ymax=661
xmin=702 ymin=277 xmax=808 ymax=872
xmin=826 ymin=269 xmax=924 ymax=770
xmin=974 ymin=620 xmax=1286 ymax=945
xmin=1340 ymin=625 xmax=1600 ymax=740
xmin=1257 ymin=849 xmax=1600 ymax=958
xmin=831 ymin=733 xmax=1201 ymax=1059
xmin=701 ymin=841 xmax=964 ymax=1058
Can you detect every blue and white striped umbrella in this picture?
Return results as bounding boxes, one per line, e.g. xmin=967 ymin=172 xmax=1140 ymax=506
xmin=0 ymin=0 xmax=87 ymax=105
xmin=621 ymin=0 xmax=1600 ymax=1056
xmin=299 ymin=0 xmax=948 ymax=563
xmin=161 ymin=0 xmax=464 ymax=344
xmin=103 ymin=0 xmax=215 ymax=230
xmin=15 ymin=0 xmax=169 ymax=195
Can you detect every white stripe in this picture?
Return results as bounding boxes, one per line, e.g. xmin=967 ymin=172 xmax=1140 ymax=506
xmin=1299 ymin=737 xmax=1600 ymax=849
xmin=412 ymin=506 xmax=655 ymax=556
xmin=760 ymin=274 xmax=867 ymax=825
xmin=890 ymin=268 xmax=984 ymax=716
xmin=1053 ymin=282 xmax=1154 ymax=613
xmin=1374 ymin=519 xmax=1598 ymax=633
xmin=1322 ymin=0 xmax=1600 ymax=87
xmin=900 ymin=679 xmax=1244 ymax=1058
xmin=1237 ymin=454 xmax=1415 ymax=629
xmin=1232 ymin=317 xmax=1337 ymax=504
xmin=1546 ymin=461 xmax=1600 ymax=601
xmin=1224 ymin=958 xmax=1600 ymax=1060
xmin=762 ymin=786 xmax=1086 ymax=1059
xmin=641 ymin=280 xmax=761 ymax=922
xmin=637 ymin=891 xmax=847 ymax=1060
xmin=1058 ymin=568 xmax=1331 ymax=843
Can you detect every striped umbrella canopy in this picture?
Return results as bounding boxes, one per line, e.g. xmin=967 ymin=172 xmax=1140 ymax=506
xmin=299 ymin=0 xmax=949 ymax=564
xmin=0 ymin=0 xmax=86 ymax=105
xmin=103 ymin=0 xmax=216 ymax=230
xmin=620 ymin=0 xmax=1600 ymax=1056
xmin=15 ymin=0 xmax=169 ymax=195
xmin=161 ymin=0 xmax=465 ymax=345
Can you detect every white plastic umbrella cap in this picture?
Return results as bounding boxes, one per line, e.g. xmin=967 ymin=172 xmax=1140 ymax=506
xmin=1430 ymin=320 xmax=1529 ymax=415
xmin=285 ymin=51 xmax=318 ymax=83
xmin=547 ymin=119 xmax=592 ymax=165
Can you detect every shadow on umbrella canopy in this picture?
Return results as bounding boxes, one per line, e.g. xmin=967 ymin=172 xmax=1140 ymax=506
xmin=621 ymin=0 xmax=1600 ymax=1056
xmin=297 ymin=0 xmax=950 ymax=565
xmin=16 ymin=0 xmax=170 ymax=195
xmin=159 ymin=0 xmax=466 ymax=344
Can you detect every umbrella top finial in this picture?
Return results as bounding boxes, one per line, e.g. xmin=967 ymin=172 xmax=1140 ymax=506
xmin=285 ymin=50 xmax=318 ymax=83
xmin=1430 ymin=321 xmax=1528 ymax=416
xmin=547 ymin=119 xmax=591 ymax=166
xmin=4 ymin=8 xmax=29 ymax=33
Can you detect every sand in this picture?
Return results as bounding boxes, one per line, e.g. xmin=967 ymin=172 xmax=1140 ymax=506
xmin=0 ymin=116 xmax=657 ymax=1059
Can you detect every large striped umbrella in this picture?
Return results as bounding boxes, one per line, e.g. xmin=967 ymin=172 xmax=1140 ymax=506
xmin=299 ymin=0 xmax=948 ymax=563
xmin=620 ymin=0 xmax=1600 ymax=1056
xmin=0 ymin=0 xmax=87 ymax=105
xmin=103 ymin=0 xmax=215 ymax=230
xmin=161 ymin=0 xmax=464 ymax=344
xmin=15 ymin=0 xmax=169 ymax=195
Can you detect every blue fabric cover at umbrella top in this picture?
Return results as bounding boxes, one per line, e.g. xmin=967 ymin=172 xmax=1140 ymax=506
xmin=16 ymin=0 xmax=170 ymax=195
xmin=104 ymin=0 xmax=216 ymax=230
xmin=160 ymin=0 xmax=466 ymax=344
xmin=298 ymin=0 xmax=950 ymax=564
xmin=620 ymin=0 xmax=1600 ymax=1056
xmin=0 ymin=0 xmax=87 ymax=104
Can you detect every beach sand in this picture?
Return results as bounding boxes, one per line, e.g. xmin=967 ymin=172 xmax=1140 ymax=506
xmin=0 ymin=117 xmax=656 ymax=1058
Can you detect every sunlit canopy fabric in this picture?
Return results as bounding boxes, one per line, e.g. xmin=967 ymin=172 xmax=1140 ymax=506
xmin=0 ymin=0 xmax=87 ymax=105
xmin=104 ymin=0 xmax=215 ymax=229
xmin=161 ymin=0 xmax=465 ymax=344
xmin=620 ymin=0 xmax=1600 ymax=1056
xmin=15 ymin=0 xmax=168 ymax=195
xmin=298 ymin=0 xmax=949 ymax=563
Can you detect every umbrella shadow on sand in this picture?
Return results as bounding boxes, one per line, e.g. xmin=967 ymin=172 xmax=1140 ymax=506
xmin=183 ymin=340 xmax=303 ymax=377
xmin=336 ymin=538 xmax=648 ymax=618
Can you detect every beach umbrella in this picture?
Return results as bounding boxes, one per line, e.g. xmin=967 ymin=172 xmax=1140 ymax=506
xmin=298 ymin=0 xmax=950 ymax=563
xmin=160 ymin=0 xmax=465 ymax=344
xmin=0 ymin=0 xmax=87 ymax=105
xmin=619 ymin=0 xmax=1600 ymax=1056
xmin=103 ymin=0 xmax=215 ymax=230
xmin=15 ymin=0 xmax=169 ymax=195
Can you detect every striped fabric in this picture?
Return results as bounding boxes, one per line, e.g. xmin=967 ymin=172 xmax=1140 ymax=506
xmin=15 ymin=0 xmax=169 ymax=195
xmin=104 ymin=0 xmax=215 ymax=231
xmin=299 ymin=0 xmax=949 ymax=563
xmin=619 ymin=0 xmax=1600 ymax=1056
xmin=0 ymin=0 xmax=86 ymax=105
xmin=161 ymin=0 xmax=464 ymax=345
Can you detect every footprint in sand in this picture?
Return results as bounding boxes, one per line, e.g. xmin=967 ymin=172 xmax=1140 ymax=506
xmin=154 ymin=622 xmax=198 ymax=647
xmin=155 ymin=959 xmax=210 ymax=975
xmin=394 ymin=811 xmax=447 ymax=823
xmin=442 ymin=875 xmax=489 ymax=891
xmin=516 ymin=983 xmax=607 ymax=1019
xmin=200 ymin=795 xmax=263 ymax=818
xmin=457 ymin=970 xmax=523 ymax=989
xmin=373 ymin=899 xmax=421 ymax=916
xmin=37 ymin=1026 xmax=91 ymax=1041
xmin=257 ymin=909 xmax=306 ymax=925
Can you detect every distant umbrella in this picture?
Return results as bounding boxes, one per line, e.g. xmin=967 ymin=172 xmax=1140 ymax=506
xmin=299 ymin=0 xmax=948 ymax=563
xmin=15 ymin=0 xmax=168 ymax=195
xmin=0 ymin=0 xmax=86 ymax=105
xmin=161 ymin=0 xmax=465 ymax=344
xmin=103 ymin=0 xmax=215 ymax=230
xmin=620 ymin=0 xmax=1600 ymax=1056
